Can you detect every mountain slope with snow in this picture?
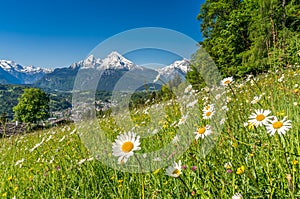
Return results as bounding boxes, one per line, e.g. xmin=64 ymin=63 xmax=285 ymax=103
xmin=0 ymin=60 xmax=52 ymax=84
xmin=1 ymin=52 xmax=190 ymax=91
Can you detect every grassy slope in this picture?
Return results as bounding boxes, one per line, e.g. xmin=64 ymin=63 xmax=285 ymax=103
xmin=0 ymin=66 xmax=299 ymax=198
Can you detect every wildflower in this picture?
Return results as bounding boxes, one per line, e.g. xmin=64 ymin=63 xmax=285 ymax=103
xmin=186 ymin=100 xmax=198 ymax=108
xmin=194 ymin=125 xmax=212 ymax=140
xmin=265 ymin=116 xmax=292 ymax=136
xmin=248 ymin=109 xmax=272 ymax=127
xmin=224 ymin=162 xmax=232 ymax=169
xmin=220 ymin=77 xmax=234 ymax=86
xmin=112 ymin=131 xmax=141 ymax=164
xmin=153 ymin=168 xmax=160 ymax=174
xmin=191 ymin=166 xmax=197 ymax=171
xmin=15 ymin=158 xmax=25 ymax=167
xmin=29 ymin=138 xmax=45 ymax=153
xmin=172 ymin=135 xmax=180 ymax=144
xmin=236 ymin=166 xmax=245 ymax=174
xmin=177 ymin=115 xmax=188 ymax=125
xmin=232 ymin=193 xmax=243 ymax=199
xmin=220 ymin=118 xmax=226 ymax=125
xmin=292 ymin=160 xmax=298 ymax=165
xmin=203 ymin=104 xmax=214 ymax=112
xmin=153 ymin=157 xmax=161 ymax=162
xmin=202 ymin=110 xmax=215 ymax=119
xmin=222 ymin=106 xmax=229 ymax=111
xmin=58 ymin=135 xmax=66 ymax=142
xmin=278 ymin=74 xmax=284 ymax=82
xmin=166 ymin=160 xmax=182 ymax=178
xmin=184 ymin=85 xmax=193 ymax=94
xmin=251 ymin=96 xmax=261 ymax=104
xmin=182 ymin=165 xmax=187 ymax=170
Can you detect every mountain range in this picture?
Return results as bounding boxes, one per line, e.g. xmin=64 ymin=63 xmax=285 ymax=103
xmin=0 ymin=52 xmax=190 ymax=91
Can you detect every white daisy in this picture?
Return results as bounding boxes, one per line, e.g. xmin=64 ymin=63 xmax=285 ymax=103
xmin=220 ymin=77 xmax=234 ymax=86
xmin=112 ymin=131 xmax=141 ymax=164
xmin=177 ymin=114 xmax=188 ymax=126
xmin=232 ymin=193 xmax=243 ymax=199
xmin=251 ymin=95 xmax=261 ymax=104
xmin=202 ymin=109 xmax=215 ymax=119
xmin=194 ymin=125 xmax=212 ymax=140
xmin=248 ymin=109 xmax=272 ymax=127
xmin=203 ymin=104 xmax=214 ymax=112
xmin=166 ymin=160 xmax=182 ymax=178
xmin=265 ymin=116 xmax=292 ymax=136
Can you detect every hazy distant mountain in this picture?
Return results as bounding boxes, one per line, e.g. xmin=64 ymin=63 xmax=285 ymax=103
xmin=156 ymin=59 xmax=190 ymax=80
xmin=0 ymin=60 xmax=52 ymax=84
xmin=1 ymin=52 xmax=190 ymax=91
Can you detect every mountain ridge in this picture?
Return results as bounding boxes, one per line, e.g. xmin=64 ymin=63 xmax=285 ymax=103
xmin=1 ymin=52 xmax=190 ymax=90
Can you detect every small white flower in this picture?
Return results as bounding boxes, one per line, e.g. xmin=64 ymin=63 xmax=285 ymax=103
xmin=202 ymin=109 xmax=215 ymax=119
xmin=203 ymin=104 xmax=214 ymax=112
xmin=172 ymin=135 xmax=180 ymax=144
xmin=265 ymin=116 xmax=292 ymax=136
xmin=184 ymin=85 xmax=193 ymax=94
xmin=29 ymin=138 xmax=45 ymax=153
xmin=166 ymin=160 xmax=182 ymax=178
xmin=251 ymin=96 xmax=261 ymax=104
xmin=224 ymin=162 xmax=232 ymax=169
xmin=248 ymin=109 xmax=272 ymax=127
xmin=220 ymin=77 xmax=234 ymax=86
xmin=219 ymin=118 xmax=226 ymax=124
xmin=177 ymin=115 xmax=188 ymax=126
xmin=15 ymin=158 xmax=25 ymax=167
xmin=194 ymin=125 xmax=212 ymax=140
xmin=232 ymin=193 xmax=243 ymax=199
xmin=112 ymin=131 xmax=141 ymax=164
xmin=186 ymin=100 xmax=198 ymax=108
xmin=58 ymin=135 xmax=66 ymax=142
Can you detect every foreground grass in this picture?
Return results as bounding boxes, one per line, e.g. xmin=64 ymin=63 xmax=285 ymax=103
xmin=0 ymin=65 xmax=300 ymax=198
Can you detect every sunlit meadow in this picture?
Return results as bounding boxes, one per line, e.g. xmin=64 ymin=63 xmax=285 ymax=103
xmin=0 ymin=65 xmax=299 ymax=198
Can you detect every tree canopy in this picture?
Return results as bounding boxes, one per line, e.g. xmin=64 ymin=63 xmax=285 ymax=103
xmin=13 ymin=88 xmax=50 ymax=123
xmin=193 ymin=0 xmax=300 ymax=78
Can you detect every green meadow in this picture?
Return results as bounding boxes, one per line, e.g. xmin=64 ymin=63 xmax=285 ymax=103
xmin=1 ymin=65 xmax=299 ymax=198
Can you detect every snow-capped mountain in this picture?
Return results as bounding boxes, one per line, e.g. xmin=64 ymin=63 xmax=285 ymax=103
xmin=156 ymin=59 xmax=190 ymax=80
xmin=100 ymin=51 xmax=136 ymax=70
xmin=0 ymin=60 xmax=52 ymax=84
xmin=70 ymin=54 xmax=102 ymax=69
xmin=1 ymin=52 xmax=190 ymax=91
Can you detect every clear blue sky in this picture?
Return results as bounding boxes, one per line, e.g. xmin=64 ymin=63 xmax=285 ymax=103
xmin=0 ymin=0 xmax=205 ymax=68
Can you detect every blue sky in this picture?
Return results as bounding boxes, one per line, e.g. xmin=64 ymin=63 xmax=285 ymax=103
xmin=0 ymin=0 xmax=205 ymax=68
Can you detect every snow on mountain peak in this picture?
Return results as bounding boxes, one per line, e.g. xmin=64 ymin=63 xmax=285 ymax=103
xmin=156 ymin=59 xmax=190 ymax=79
xmin=0 ymin=59 xmax=52 ymax=74
xmin=100 ymin=51 xmax=136 ymax=70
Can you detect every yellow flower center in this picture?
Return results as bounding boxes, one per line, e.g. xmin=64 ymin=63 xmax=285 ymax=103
xmin=273 ymin=121 xmax=283 ymax=129
xmin=205 ymin=106 xmax=211 ymax=110
xmin=206 ymin=111 xmax=212 ymax=117
xmin=256 ymin=114 xmax=265 ymax=121
xmin=121 ymin=141 xmax=134 ymax=153
xmin=172 ymin=169 xmax=181 ymax=176
xmin=224 ymin=80 xmax=231 ymax=85
xmin=198 ymin=127 xmax=206 ymax=134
